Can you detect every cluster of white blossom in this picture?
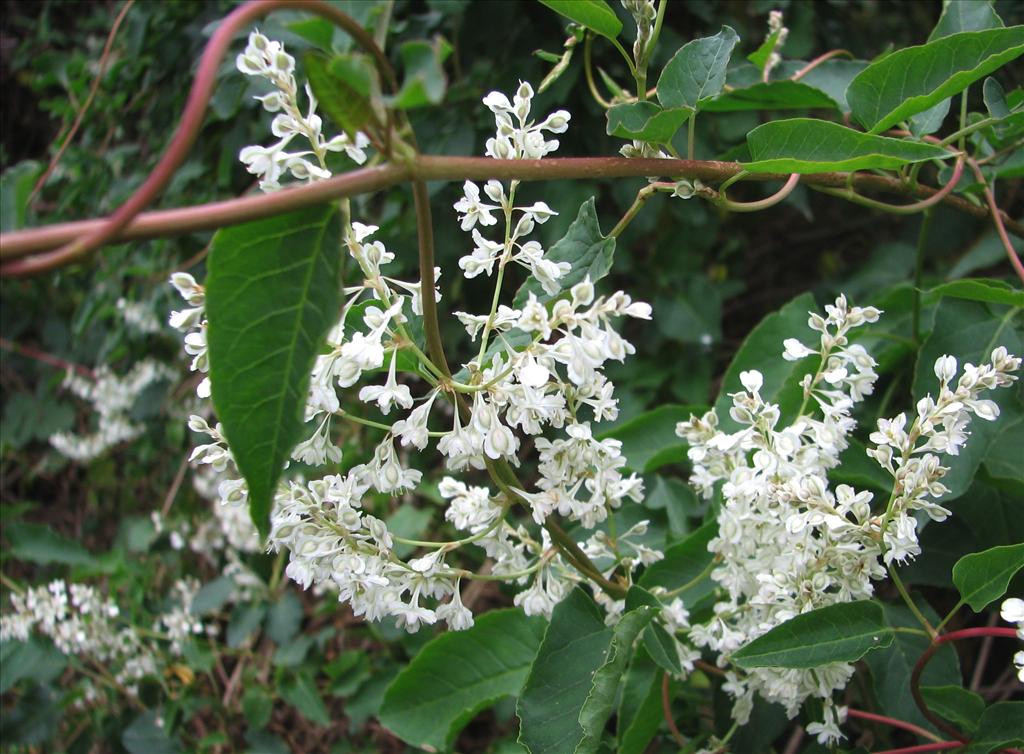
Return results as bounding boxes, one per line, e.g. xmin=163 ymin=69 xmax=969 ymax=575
xmin=1001 ymin=597 xmax=1024 ymax=681
xmin=621 ymin=0 xmax=657 ymax=62
xmin=264 ymin=80 xmax=650 ymax=629
xmin=168 ymin=50 xmax=655 ymax=634
xmin=49 ymin=359 xmax=174 ymax=461
xmin=867 ymin=345 xmax=1021 ymax=563
xmin=0 ymin=579 xmax=200 ymax=698
xmin=676 ymin=296 xmax=1020 ymax=743
xmin=236 ymin=30 xmax=369 ymax=191
xmin=116 ymin=297 xmax=163 ymax=334
xmin=761 ymin=10 xmax=789 ymax=79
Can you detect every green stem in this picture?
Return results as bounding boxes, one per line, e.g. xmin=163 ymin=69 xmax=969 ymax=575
xmin=934 ymin=599 xmax=965 ymax=634
xmin=584 ymin=33 xmax=613 ymax=108
xmin=609 ymin=183 xmax=663 ymax=238
xmin=687 ymin=113 xmax=697 ymax=160
xmin=938 ymin=115 xmax=1001 ymax=149
xmin=958 ymin=89 xmax=969 ymax=153
xmin=888 ymin=564 xmax=936 ymax=637
xmin=476 ymin=182 xmax=518 ymax=365
xmin=391 ymin=506 xmax=509 ymax=550
xmin=912 ymin=208 xmax=934 ymax=344
xmin=267 ymin=549 xmax=286 ymax=596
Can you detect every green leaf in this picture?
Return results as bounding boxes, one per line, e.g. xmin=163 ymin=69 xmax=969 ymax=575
xmin=643 ymin=622 xmax=682 ymax=676
xmin=921 ymin=686 xmax=985 ymax=735
xmin=952 ymin=542 xmax=1024 ymax=611
xmin=242 ymin=686 xmax=274 ymax=730
xmin=0 ymin=161 xmax=41 ymax=233
xmin=538 ymin=0 xmax=622 ymax=40
xmin=929 ymin=0 xmax=1004 ymax=41
xmin=518 ymin=588 xmax=612 ymax=754
xmin=264 ymin=590 xmax=303 ymax=644
xmin=658 ymin=26 xmax=740 ymax=110
xmin=713 ymin=292 xmax=816 ymax=430
xmin=639 ymin=520 xmax=717 ymax=601
xmin=599 ymin=404 xmax=703 ymax=473
xmin=732 ymin=600 xmax=893 ymax=669
xmin=0 ymin=638 xmax=66 ymax=694
xmin=748 ymin=29 xmax=782 ymax=73
xmin=847 ymin=27 xmax=1024 ymax=133
xmin=190 ymin=576 xmax=235 ymax=616
xmin=206 ymin=204 xmax=341 ymax=537
xmin=513 ymin=197 xmax=615 ymax=307
xmin=305 ymin=52 xmax=376 ymax=138
xmin=122 ymin=711 xmax=182 ymax=754
xmin=380 ymin=609 xmax=546 ymax=751
xmin=702 ymin=80 xmax=840 ymax=113
xmin=227 ymin=603 xmax=267 ymax=648
xmin=743 ymin=118 xmax=954 ymax=173
xmin=578 ymin=606 xmax=657 ymax=752
xmin=984 ymin=76 xmax=1010 ymax=118
xmin=280 ymin=672 xmax=331 ymax=727
xmin=392 ymin=38 xmax=450 ymax=109
xmin=5 ymin=522 xmax=96 ymax=567
xmin=926 ymin=278 xmax=1024 ymax=307
xmin=961 ymin=702 xmax=1024 ymax=754
xmin=606 ymin=102 xmax=692 ymax=142
xmin=908 ymin=98 xmax=951 ymax=137
xmin=616 ymin=649 xmax=663 ymax=754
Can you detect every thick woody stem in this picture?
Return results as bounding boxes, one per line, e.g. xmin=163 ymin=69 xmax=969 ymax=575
xmin=5 ymin=156 xmax=1020 ymax=274
xmin=411 ymin=179 xmax=450 ymax=376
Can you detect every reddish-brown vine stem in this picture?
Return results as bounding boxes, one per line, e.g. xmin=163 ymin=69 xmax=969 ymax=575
xmin=910 ymin=627 xmax=1019 ymax=744
xmin=967 ymin=158 xmax=1024 ymax=284
xmin=847 ymin=708 xmax=942 ymax=743
xmin=0 ymin=336 xmax=95 ymax=379
xmin=4 ymin=155 xmax=1021 ymax=275
xmin=10 ymin=0 xmax=396 ymax=279
xmin=662 ymin=672 xmax=687 ymax=748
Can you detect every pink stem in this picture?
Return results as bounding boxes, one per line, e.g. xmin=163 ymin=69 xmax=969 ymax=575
xmin=847 ymin=708 xmax=941 ymax=743
xmin=719 ymin=173 xmax=800 ymax=212
xmin=790 ymin=49 xmax=853 ymax=81
xmin=967 ymin=158 xmax=1024 ymax=284
xmin=911 ymin=627 xmax=1019 ymax=743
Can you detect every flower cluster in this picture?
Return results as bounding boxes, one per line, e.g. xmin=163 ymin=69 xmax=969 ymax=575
xmin=0 ymin=579 xmax=200 ymax=698
xmin=236 ymin=30 xmax=369 ymax=191
xmin=117 ymin=297 xmax=163 ymax=334
xmin=867 ymin=346 xmax=1021 ymax=563
xmin=168 ymin=49 xmax=655 ymax=635
xmin=621 ymin=0 xmax=657 ymax=62
xmin=49 ymin=360 xmax=174 ymax=461
xmin=676 ymin=296 xmax=1020 ymax=743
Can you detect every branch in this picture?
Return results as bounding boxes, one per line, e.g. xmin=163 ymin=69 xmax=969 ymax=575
xmin=4 ymin=155 xmax=1022 ymax=276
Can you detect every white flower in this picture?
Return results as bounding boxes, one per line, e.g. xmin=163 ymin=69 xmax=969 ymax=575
xmin=358 ymin=353 xmax=413 ymax=415
xmin=453 ymin=181 xmax=499 ymax=230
